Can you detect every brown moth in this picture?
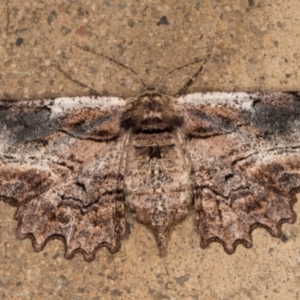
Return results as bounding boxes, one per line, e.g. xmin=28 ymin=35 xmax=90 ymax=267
xmin=0 ymin=91 xmax=299 ymax=261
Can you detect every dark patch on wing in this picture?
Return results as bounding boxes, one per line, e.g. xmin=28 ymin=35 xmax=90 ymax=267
xmin=184 ymin=105 xmax=246 ymax=137
xmin=0 ymin=168 xmax=53 ymax=205
xmin=65 ymin=115 xmax=110 ymax=136
xmin=251 ymin=97 xmax=300 ymax=135
xmin=59 ymin=107 xmax=122 ymax=140
xmin=1 ymin=105 xmax=122 ymax=143
xmin=1 ymin=107 xmax=53 ymax=143
xmin=192 ymin=110 xmax=236 ymax=131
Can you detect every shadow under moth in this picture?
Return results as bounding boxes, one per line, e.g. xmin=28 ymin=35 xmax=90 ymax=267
xmin=0 ymin=90 xmax=300 ymax=261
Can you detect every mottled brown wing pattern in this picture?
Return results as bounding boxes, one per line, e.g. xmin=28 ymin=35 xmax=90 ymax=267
xmin=178 ymin=92 xmax=300 ymax=253
xmin=1 ymin=92 xmax=300 ymax=260
xmin=0 ymin=97 xmax=128 ymax=261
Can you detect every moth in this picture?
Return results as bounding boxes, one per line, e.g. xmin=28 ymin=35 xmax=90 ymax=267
xmin=0 ymin=91 xmax=300 ymax=261
xmin=1 ymin=43 xmax=300 ymax=260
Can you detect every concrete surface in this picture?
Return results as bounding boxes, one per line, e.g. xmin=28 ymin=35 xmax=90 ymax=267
xmin=1 ymin=0 xmax=300 ymax=299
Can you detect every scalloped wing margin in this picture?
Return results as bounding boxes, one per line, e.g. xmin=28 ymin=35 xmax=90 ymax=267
xmin=0 ymin=97 xmax=128 ymax=261
xmin=182 ymin=92 xmax=300 ymax=253
xmin=1 ymin=138 xmax=127 ymax=261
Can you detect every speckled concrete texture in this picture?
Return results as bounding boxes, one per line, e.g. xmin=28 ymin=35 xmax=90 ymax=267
xmin=1 ymin=0 xmax=300 ymax=299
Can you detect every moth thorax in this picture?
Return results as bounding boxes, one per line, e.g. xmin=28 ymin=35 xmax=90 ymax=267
xmin=121 ymin=93 xmax=183 ymax=132
xmin=134 ymin=94 xmax=179 ymax=132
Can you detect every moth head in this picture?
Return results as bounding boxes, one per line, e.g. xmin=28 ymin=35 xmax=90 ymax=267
xmin=122 ymin=92 xmax=183 ymax=132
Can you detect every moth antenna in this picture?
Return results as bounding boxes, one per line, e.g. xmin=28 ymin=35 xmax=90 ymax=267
xmin=76 ymin=44 xmax=148 ymax=90
xmin=52 ymin=61 xmax=100 ymax=96
xmin=176 ymin=43 xmax=214 ymax=97
xmin=155 ymin=59 xmax=206 ymax=91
